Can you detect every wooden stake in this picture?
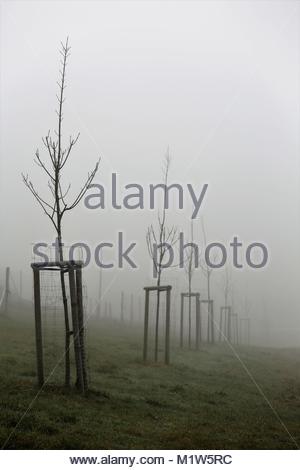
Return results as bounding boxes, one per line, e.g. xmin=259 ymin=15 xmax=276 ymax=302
xmin=97 ymin=268 xmax=102 ymax=319
xmin=19 ymin=270 xmax=22 ymax=299
xmin=143 ymin=289 xmax=149 ymax=361
xmin=138 ymin=296 xmax=142 ymax=323
xmin=227 ymin=306 xmax=232 ymax=343
xmin=121 ymin=291 xmax=124 ymax=322
xmin=165 ymin=288 xmax=171 ymax=364
xmin=130 ymin=293 xmax=134 ymax=323
xmin=69 ymin=268 xmax=84 ymax=393
xmin=247 ymin=319 xmax=250 ymax=345
xmin=210 ymin=300 xmax=215 ymax=344
xmin=188 ymin=291 xmax=191 ymax=349
xmin=33 ymin=268 xmax=44 ymax=387
xmin=196 ymin=294 xmax=200 ymax=349
xmin=180 ymin=293 xmax=184 ymax=348
xmin=219 ymin=307 xmax=223 ymax=342
xmin=76 ymin=266 xmax=88 ymax=393
xmin=4 ymin=267 xmax=10 ymax=313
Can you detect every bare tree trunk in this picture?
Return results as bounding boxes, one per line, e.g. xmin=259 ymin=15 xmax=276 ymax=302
xmin=57 ymin=233 xmax=71 ymax=388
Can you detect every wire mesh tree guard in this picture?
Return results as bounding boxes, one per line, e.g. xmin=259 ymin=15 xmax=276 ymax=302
xmin=31 ymin=261 xmax=88 ymax=394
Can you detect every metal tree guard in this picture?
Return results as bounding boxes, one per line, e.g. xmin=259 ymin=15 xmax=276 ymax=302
xmin=31 ymin=260 xmax=88 ymax=394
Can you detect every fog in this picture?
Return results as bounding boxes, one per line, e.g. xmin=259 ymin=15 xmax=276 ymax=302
xmin=0 ymin=0 xmax=299 ymax=347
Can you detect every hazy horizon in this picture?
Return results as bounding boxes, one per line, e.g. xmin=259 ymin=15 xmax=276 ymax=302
xmin=1 ymin=0 xmax=299 ymax=347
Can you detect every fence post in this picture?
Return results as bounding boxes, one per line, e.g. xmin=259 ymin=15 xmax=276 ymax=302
xmin=143 ymin=289 xmax=149 ymax=362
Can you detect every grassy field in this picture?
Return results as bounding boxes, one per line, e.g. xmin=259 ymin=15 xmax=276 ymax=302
xmin=0 ymin=304 xmax=300 ymax=450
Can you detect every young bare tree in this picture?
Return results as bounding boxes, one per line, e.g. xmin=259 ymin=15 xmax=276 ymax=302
xmin=223 ymin=266 xmax=231 ymax=309
xmin=22 ymin=38 xmax=100 ymax=387
xmin=146 ymin=150 xmax=178 ymax=361
xmin=200 ymin=217 xmax=215 ymax=343
xmin=220 ymin=266 xmax=232 ymax=341
xmin=184 ymin=220 xmax=197 ymax=347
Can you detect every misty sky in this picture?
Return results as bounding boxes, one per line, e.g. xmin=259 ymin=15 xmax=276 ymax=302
xmin=0 ymin=1 xmax=299 ymax=346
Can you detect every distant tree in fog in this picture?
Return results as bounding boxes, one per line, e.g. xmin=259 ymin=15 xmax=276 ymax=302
xmin=222 ymin=266 xmax=232 ymax=309
xmin=146 ymin=151 xmax=178 ymax=361
xmin=200 ymin=217 xmax=216 ymax=342
xmin=183 ymin=220 xmax=197 ymax=347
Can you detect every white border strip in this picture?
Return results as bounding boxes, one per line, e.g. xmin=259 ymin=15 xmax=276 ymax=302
xmin=0 ymin=450 xmax=299 ymax=469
